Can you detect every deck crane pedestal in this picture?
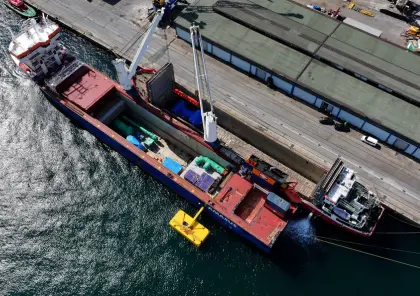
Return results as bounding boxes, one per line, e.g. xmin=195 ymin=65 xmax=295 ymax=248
xmin=113 ymin=7 xmax=165 ymax=91
xmin=190 ymin=24 xmax=219 ymax=146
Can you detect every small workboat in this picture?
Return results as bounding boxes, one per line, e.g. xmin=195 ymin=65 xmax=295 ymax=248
xmin=5 ymin=0 xmax=36 ymax=18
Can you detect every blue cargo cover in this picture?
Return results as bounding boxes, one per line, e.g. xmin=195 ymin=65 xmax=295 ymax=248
xmin=162 ymin=157 xmax=183 ymax=174
xmin=266 ymin=192 xmax=290 ymax=214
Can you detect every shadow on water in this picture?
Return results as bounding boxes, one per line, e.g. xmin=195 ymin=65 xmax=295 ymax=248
xmin=268 ymin=215 xmax=324 ymax=278
xmin=266 ymin=210 xmax=420 ymax=278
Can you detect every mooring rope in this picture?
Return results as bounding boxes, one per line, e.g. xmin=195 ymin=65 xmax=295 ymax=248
xmin=316 ymin=235 xmax=420 ymax=255
xmin=316 ymin=238 xmax=420 ymax=270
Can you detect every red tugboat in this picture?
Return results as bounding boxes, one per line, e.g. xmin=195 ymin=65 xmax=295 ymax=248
xmin=8 ymin=15 xmax=298 ymax=252
xmin=5 ymin=0 xmax=36 ymax=18
xmin=301 ymin=158 xmax=385 ymax=237
xmin=244 ymin=156 xmax=385 ymax=237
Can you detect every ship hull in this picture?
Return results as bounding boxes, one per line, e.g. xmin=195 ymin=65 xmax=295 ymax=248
xmin=301 ymin=200 xmax=385 ymax=237
xmin=40 ymin=87 xmax=272 ymax=253
xmin=5 ymin=2 xmax=36 ymax=18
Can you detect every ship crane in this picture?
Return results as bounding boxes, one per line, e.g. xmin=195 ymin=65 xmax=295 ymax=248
xmin=190 ymin=24 xmax=218 ymax=144
xmin=112 ymin=7 xmax=165 ymax=91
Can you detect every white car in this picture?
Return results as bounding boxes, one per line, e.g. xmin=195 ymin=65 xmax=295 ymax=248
xmin=361 ymin=136 xmax=378 ymax=147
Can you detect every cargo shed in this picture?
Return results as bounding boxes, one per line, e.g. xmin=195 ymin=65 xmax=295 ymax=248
xmin=174 ymin=0 xmax=420 ymax=158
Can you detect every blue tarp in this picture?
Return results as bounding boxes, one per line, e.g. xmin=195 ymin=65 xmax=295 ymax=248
xmin=184 ymin=170 xmax=200 ymax=185
xmin=183 ymin=169 xmax=215 ymax=192
xmin=162 ymin=157 xmax=183 ymax=174
xmin=126 ymin=135 xmax=146 ymax=151
xmin=171 ymin=100 xmax=202 ymax=128
xmin=196 ymin=173 xmax=215 ymax=192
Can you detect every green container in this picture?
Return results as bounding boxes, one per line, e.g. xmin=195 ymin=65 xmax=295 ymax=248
xmin=122 ymin=116 xmax=158 ymax=141
xmin=113 ymin=119 xmax=134 ymax=137
xmin=195 ymin=156 xmax=224 ymax=174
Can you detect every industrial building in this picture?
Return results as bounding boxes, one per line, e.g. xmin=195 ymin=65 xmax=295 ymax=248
xmin=174 ymin=0 xmax=420 ymax=159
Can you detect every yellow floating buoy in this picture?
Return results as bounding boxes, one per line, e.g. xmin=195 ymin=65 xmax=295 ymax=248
xmin=169 ymin=207 xmax=210 ymax=247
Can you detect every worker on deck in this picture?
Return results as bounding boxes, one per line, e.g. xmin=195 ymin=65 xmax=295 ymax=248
xmin=151 ymin=0 xmax=177 ymax=26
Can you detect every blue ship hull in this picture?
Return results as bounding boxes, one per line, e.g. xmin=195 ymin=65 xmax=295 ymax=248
xmin=42 ymin=89 xmax=272 ymax=253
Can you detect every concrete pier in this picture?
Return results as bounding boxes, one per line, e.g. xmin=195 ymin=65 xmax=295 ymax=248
xmin=24 ymin=0 xmax=420 ymax=223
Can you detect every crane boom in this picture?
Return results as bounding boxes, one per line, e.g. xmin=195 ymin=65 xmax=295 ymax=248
xmin=113 ymin=8 xmax=164 ymax=90
xmin=190 ymin=25 xmax=218 ymax=144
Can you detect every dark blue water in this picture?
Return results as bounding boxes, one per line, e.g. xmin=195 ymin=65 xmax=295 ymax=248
xmin=1 ymin=9 xmax=419 ymax=296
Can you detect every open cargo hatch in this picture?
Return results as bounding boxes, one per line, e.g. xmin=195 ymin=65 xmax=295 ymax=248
xmin=146 ymin=62 xmax=175 ymax=107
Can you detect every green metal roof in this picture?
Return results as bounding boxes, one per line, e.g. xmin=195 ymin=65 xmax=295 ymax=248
xmin=174 ymin=0 xmax=420 ymax=144
xmin=250 ymin=0 xmax=340 ymax=36
xmin=331 ymin=24 xmax=420 ymax=76
xmin=212 ymin=0 xmax=327 ymax=54
xmin=175 ymin=0 xmax=312 ymax=80
xmin=316 ymin=24 xmax=420 ymax=103
xmin=298 ymin=60 xmax=420 ymax=144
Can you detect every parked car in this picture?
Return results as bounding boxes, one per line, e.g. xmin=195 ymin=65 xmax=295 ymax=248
xmin=319 ymin=116 xmax=334 ymax=125
xmin=334 ymin=121 xmax=350 ymax=132
xmin=361 ymin=136 xmax=378 ymax=147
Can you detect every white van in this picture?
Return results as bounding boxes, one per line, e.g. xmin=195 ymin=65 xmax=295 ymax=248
xmin=361 ymin=136 xmax=378 ymax=147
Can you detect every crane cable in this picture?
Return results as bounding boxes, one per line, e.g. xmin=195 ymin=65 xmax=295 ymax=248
xmin=164 ymin=27 xmax=171 ymax=63
xmin=374 ymin=231 xmax=420 ymax=235
xmin=316 ymin=237 xmax=420 ymax=270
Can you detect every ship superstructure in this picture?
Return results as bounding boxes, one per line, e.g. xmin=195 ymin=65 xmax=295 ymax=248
xmin=9 ymin=18 xmax=64 ymax=80
xmin=306 ymin=159 xmax=384 ymax=236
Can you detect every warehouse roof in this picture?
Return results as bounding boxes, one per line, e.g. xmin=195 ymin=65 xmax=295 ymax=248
xmin=248 ymin=0 xmax=339 ymax=35
xmin=213 ymin=0 xmax=332 ymax=54
xmin=316 ymin=24 xmax=420 ymax=104
xmin=175 ymin=0 xmax=312 ymax=80
xmin=174 ymin=0 xmax=420 ymax=144
xmin=298 ymin=60 xmax=420 ymax=144
xmin=185 ymin=0 xmax=420 ymax=104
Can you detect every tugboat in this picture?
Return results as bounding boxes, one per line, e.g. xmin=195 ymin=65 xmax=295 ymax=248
xmin=5 ymin=0 xmax=36 ymax=18
xmin=302 ymin=158 xmax=385 ymax=236
xmin=242 ymin=155 xmax=384 ymax=236
xmin=8 ymin=16 xmax=298 ymax=252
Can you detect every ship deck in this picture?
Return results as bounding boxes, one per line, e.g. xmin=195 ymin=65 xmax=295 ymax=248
xmin=118 ymin=103 xmax=288 ymax=246
xmin=56 ymin=65 xmax=116 ymax=111
xmin=216 ymin=174 xmax=286 ymax=244
xmin=61 ymin=67 xmax=290 ymax=247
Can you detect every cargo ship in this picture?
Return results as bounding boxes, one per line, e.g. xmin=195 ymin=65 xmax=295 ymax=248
xmin=117 ymin=9 xmax=385 ymax=237
xmin=8 ymin=17 xmax=301 ymax=252
xmin=115 ymin=11 xmax=385 ymax=237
